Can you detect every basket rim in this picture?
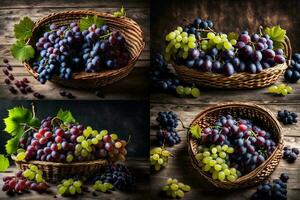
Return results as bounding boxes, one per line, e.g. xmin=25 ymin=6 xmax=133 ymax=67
xmin=11 ymin=154 xmax=108 ymax=167
xmin=187 ymin=102 xmax=283 ymax=186
xmin=23 ymin=10 xmax=145 ymax=82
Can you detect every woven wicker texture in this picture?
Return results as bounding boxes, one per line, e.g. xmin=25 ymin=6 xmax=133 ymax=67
xmin=187 ymin=102 xmax=283 ymax=189
xmin=12 ymin=155 xmax=108 ymax=183
xmin=173 ymin=36 xmax=291 ymax=89
xmin=24 ymin=10 xmax=145 ymax=89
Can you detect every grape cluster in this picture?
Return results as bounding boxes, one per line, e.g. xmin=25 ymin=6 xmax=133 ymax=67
xmin=150 ymin=53 xmax=181 ymax=93
xmin=33 ymin=21 xmax=129 ymax=84
xmin=94 ymin=164 xmax=134 ymax=190
xmin=2 ymin=169 xmax=49 ymax=194
xmin=156 ymin=111 xmax=181 ymax=146
xmin=199 ymin=115 xmax=277 ymax=175
xmin=164 ymin=18 xmax=286 ymax=76
xmin=196 ymin=144 xmax=239 ymax=182
xmin=176 ymin=85 xmax=200 ymax=98
xmin=283 ymin=146 xmax=299 ymax=163
xmin=268 ymin=84 xmax=293 ymax=96
xmin=22 ymin=164 xmax=45 ymax=183
xmin=17 ymin=117 xmax=127 ymax=163
xmin=161 ymin=178 xmax=191 ymax=199
xmin=92 ymin=180 xmax=113 ymax=192
xmin=252 ymin=173 xmax=289 ymax=200
xmin=150 ymin=147 xmax=171 ymax=171
xmin=284 ymin=53 xmax=300 ymax=83
xmin=277 ymin=110 xmax=298 ymax=125
xmin=57 ymin=178 xmax=83 ymax=196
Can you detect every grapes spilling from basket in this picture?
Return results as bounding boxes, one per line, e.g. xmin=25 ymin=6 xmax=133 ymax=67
xmin=251 ymin=173 xmax=289 ymax=200
xmin=277 ymin=110 xmax=298 ymax=125
xmin=17 ymin=116 xmax=128 ymax=163
xmin=283 ymin=146 xmax=299 ymax=163
xmin=161 ymin=178 xmax=191 ymax=199
xmin=93 ymin=164 xmax=135 ymax=190
xmin=33 ymin=20 xmax=130 ymax=84
xmin=284 ymin=53 xmax=300 ymax=83
xmin=150 ymin=147 xmax=172 ymax=171
xmin=156 ymin=111 xmax=181 ymax=146
xmin=164 ymin=17 xmax=286 ymax=76
xmin=2 ymin=165 xmax=50 ymax=194
xmin=193 ymin=114 xmax=278 ymax=180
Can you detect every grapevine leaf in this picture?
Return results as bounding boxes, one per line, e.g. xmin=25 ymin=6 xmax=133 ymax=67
xmin=273 ymin=41 xmax=284 ymax=50
xmin=11 ymin=40 xmax=35 ymax=62
xmin=264 ymin=26 xmax=286 ymax=43
xmin=189 ymin=124 xmax=202 ymax=139
xmin=5 ymin=136 xmax=21 ymax=155
xmin=57 ymin=109 xmax=76 ymax=123
xmin=14 ymin=16 xmax=34 ymax=41
xmin=79 ymin=15 xmax=106 ymax=30
xmin=0 ymin=154 xmax=10 ymax=172
xmin=113 ymin=6 xmax=126 ymax=17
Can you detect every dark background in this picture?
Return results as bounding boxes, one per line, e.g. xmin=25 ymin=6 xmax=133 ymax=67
xmin=151 ymin=0 xmax=300 ymax=53
xmin=0 ymin=100 xmax=149 ymax=158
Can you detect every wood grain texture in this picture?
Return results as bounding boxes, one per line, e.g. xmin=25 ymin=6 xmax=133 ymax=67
xmin=150 ymin=104 xmax=300 ymax=200
xmin=0 ymin=158 xmax=150 ymax=200
xmin=0 ymin=0 xmax=149 ymax=100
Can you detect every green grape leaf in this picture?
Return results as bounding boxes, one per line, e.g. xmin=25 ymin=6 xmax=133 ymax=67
xmin=14 ymin=16 xmax=34 ymax=41
xmin=263 ymin=26 xmax=286 ymax=46
xmin=273 ymin=41 xmax=284 ymax=50
xmin=5 ymin=136 xmax=21 ymax=155
xmin=56 ymin=109 xmax=76 ymax=123
xmin=11 ymin=40 xmax=35 ymax=62
xmin=79 ymin=15 xmax=106 ymax=30
xmin=0 ymin=154 xmax=10 ymax=172
xmin=189 ymin=124 xmax=202 ymax=139
xmin=113 ymin=6 xmax=126 ymax=17
xmin=4 ymin=107 xmax=33 ymax=136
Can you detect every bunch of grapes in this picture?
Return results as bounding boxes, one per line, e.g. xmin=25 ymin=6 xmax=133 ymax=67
xmin=284 ymin=53 xmax=300 ymax=83
xmin=57 ymin=178 xmax=83 ymax=196
xmin=195 ymin=144 xmax=239 ymax=182
xmin=283 ymin=146 xmax=299 ymax=163
xmin=156 ymin=111 xmax=181 ymax=146
xmin=252 ymin=173 xmax=289 ymax=200
xmin=17 ymin=116 xmax=127 ymax=163
xmin=22 ymin=164 xmax=45 ymax=183
xmin=92 ymin=180 xmax=113 ymax=193
xmin=164 ymin=17 xmax=286 ymax=76
xmin=150 ymin=147 xmax=171 ymax=171
xmin=33 ymin=21 xmax=129 ymax=84
xmin=176 ymin=85 xmax=200 ymax=98
xmin=198 ymin=114 xmax=277 ymax=175
xmin=150 ymin=53 xmax=181 ymax=93
xmin=161 ymin=178 xmax=191 ymax=199
xmin=94 ymin=164 xmax=135 ymax=190
xmin=268 ymin=84 xmax=293 ymax=96
xmin=277 ymin=110 xmax=298 ymax=125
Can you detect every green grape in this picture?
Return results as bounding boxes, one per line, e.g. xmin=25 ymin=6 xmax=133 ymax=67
xmin=168 ymin=32 xmax=176 ymax=40
xmin=281 ymin=89 xmax=288 ymax=96
xmin=220 ymin=33 xmax=227 ymax=39
xmin=111 ymin=133 xmax=118 ymax=140
xmin=66 ymin=154 xmax=74 ymax=163
xmin=230 ymin=168 xmax=237 ymax=175
xmin=224 ymin=169 xmax=230 ymax=175
xmin=69 ymin=185 xmax=76 ymax=195
xmin=188 ymin=42 xmax=196 ymax=48
xmin=182 ymin=185 xmax=191 ymax=192
xmin=216 ymin=157 xmax=223 ymax=164
xmin=286 ymin=85 xmax=293 ymax=93
xmin=230 ymin=39 xmax=237 ymax=45
xmin=218 ymin=171 xmax=225 ymax=181
xmin=213 ymin=36 xmax=221 ymax=44
xmin=63 ymin=179 xmax=73 ymax=187
xmin=203 ymin=164 xmax=211 ymax=171
xmin=223 ymin=41 xmax=232 ymax=50
xmin=268 ymin=85 xmax=278 ymax=93
xmin=171 ymin=183 xmax=179 ymax=191
xmin=81 ymin=140 xmax=88 ymax=148
xmin=29 ymin=164 xmax=38 ymax=172
xmin=212 ymin=171 xmax=218 ymax=180
xmin=214 ymin=164 xmax=222 ymax=171
xmin=184 ymin=87 xmax=192 ymax=95
xmin=23 ymin=170 xmax=31 ymax=177
xmin=188 ymin=35 xmax=196 ymax=42
xmin=181 ymin=32 xmax=188 ymax=37
xmin=211 ymin=147 xmax=217 ymax=154
xmin=176 ymin=189 xmax=185 ymax=198
xmin=28 ymin=171 xmax=35 ymax=180
xmin=203 ymin=151 xmax=210 ymax=157
xmin=35 ymin=174 xmax=43 ymax=183
xmin=81 ymin=149 xmax=88 ymax=157
xmin=16 ymin=152 xmax=26 ymax=161
xmin=227 ymin=175 xmax=236 ymax=182
xmin=209 ymin=160 xmax=216 ymax=167
xmin=195 ymin=153 xmax=203 ymax=161
xmin=191 ymin=87 xmax=200 ymax=97
xmin=58 ymin=186 xmax=66 ymax=195
xmin=96 ymin=134 xmax=103 ymax=140
xmin=216 ymin=145 xmax=222 ymax=152
xmin=207 ymin=32 xmax=215 ymax=39
xmin=177 ymin=26 xmax=183 ymax=32
xmin=226 ymin=147 xmax=234 ymax=154
xmin=221 ymin=163 xmax=228 ymax=170
xmin=73 ymin=181 xmax=82 ymax=188
xmin=75 ymin=144 xmax=82 ymax=152
xmin=219 ymin=151 xmax=226 ymax=158
xmin=175 ymin=43 xmax=181 ymax=49
xmin=100 ymin=130 xmax=108 ymax=137
xmin=91 ymin=138 xmax=99 ymax=144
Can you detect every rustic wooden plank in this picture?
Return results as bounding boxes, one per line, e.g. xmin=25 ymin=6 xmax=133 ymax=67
xmin=0 ymin=0 xmax=149 ymax=9
xmin=150 ymin=104 xmax=300 ymax=200
xmin=0 ymin=158 xmax=150 ymax=200
xmin=0 ymin=67 xmax=149 ymax=100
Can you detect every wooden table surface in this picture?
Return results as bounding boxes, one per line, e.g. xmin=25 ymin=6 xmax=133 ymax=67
xmin=0 ymin=158 xmax=149 ymax=200
xmin=150 ymin=76 xmax=300 ymax=200
xmin=0 ymin=0 xmax=149 ymax=100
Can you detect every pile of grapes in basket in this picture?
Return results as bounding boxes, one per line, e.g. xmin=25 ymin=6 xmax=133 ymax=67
xmin=164 ymin=17 xmax=287 ymax=76
xmin=16 ymin=117 xmax=127 ymax=163
xmin=32 ymin=19 xmax=130 ymax=84
xmin=193 ymin=114 xmax=277 ymax=182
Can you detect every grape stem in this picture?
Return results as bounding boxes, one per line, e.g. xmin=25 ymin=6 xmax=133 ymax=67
xmin=31 ymin=102 xmax=36 ymax=118
xmin=98 ymin=32 xmax=112 ymax=40
xmin=178 ymin=119 xmax=188 ymax=129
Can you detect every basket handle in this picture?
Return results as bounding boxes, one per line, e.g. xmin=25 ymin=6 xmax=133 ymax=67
xmin=283 ymin=35 xmax=292 ymax=64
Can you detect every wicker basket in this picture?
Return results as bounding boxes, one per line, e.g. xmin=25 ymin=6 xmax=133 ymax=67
xmin=12 ymin=155 xmax=108 ymax=183
xmin=187 ymin=102 xmax=284 ymax=189
xmin=173 ymin=36 xmax=292 ymax=89
xmin=24 ymin=10 xmax=145 ymax=89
